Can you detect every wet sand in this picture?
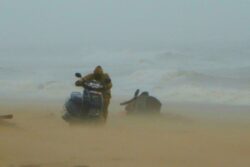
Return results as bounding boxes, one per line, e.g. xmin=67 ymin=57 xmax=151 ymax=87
xmin=0 ymin=101 xmax=250 ymax=167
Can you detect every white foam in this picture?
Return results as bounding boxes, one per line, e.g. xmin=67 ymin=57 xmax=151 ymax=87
xmin=1 ymin=48 xmax=250 ymax=105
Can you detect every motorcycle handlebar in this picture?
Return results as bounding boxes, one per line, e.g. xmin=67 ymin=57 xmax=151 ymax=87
xmin=82 ymin=82 xmax=104 ymax=91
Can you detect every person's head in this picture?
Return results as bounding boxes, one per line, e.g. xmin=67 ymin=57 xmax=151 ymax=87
xmin=93 ymin=65 xmax=103 ymax=80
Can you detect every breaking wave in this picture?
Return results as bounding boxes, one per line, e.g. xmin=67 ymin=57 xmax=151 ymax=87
xmin=0 ymin=49 xmax=250 ymax=105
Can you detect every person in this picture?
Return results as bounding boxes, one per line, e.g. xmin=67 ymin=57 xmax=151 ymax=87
xmin=75 ymin=66 xmax=112 ymax=121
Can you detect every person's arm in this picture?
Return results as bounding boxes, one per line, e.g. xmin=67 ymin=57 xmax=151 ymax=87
xmin=104 ymin=74 xmax=112 ymax=90
xmin=75 ymin=74 xmax=93 ymax=86
xmin=82 ymin=74 xmax=93 ymax=82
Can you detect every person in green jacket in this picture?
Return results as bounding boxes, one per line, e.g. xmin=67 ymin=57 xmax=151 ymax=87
xmin=75 ymin=66 xmax=112 ymax=121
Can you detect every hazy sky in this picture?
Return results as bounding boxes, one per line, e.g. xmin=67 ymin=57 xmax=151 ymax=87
xmin=1 ymin=0 xmax=250 ymax=49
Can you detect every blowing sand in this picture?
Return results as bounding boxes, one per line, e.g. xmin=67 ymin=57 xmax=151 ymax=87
xmin=0 ymin=101 xmax=250 ymax=167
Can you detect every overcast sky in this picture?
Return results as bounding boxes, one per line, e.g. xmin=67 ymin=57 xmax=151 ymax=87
xmin=1 ymin=0 xmax=250 ymax=49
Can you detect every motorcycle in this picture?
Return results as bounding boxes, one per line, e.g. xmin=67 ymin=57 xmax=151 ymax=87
xmin=62 ymin=73 xmax=105 ymax=124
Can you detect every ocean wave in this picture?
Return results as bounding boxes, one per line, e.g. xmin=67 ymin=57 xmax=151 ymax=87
xmin=114 ymin=69 xmax=250 ymax=105
xmin=157 ymin=70 xmax=250 ymax=89
xmin=1 ymin=49 xmax=250 ymax=105
xmin=124 ymin=69 xmax=250 ymax=89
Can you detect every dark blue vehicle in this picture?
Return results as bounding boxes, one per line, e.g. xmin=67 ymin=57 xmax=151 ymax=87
xmin=63 ymin=73 xmax=104 ymax=124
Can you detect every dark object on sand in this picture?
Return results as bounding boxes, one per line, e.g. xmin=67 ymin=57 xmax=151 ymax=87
xmin=62 ymin=73 xmax=105 ymax=124
xmin=0 ymin=114 xmax=13 ymax=119
xmin=120 ymin=89 xmax=161 ymax=114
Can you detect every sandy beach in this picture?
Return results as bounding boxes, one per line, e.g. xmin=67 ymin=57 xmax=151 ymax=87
xmin=1 ymin=101 xmax=250 ymax=167
xmin=1 ymin=1 xmax=250 ymax=167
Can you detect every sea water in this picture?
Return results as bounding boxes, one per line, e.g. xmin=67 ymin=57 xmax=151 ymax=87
xmin=0 ymin=45 xmax=250 ymax=106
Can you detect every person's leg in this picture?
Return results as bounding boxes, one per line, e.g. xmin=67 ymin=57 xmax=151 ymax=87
xmin=103 ymin=97 xmax=110 ymax=121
